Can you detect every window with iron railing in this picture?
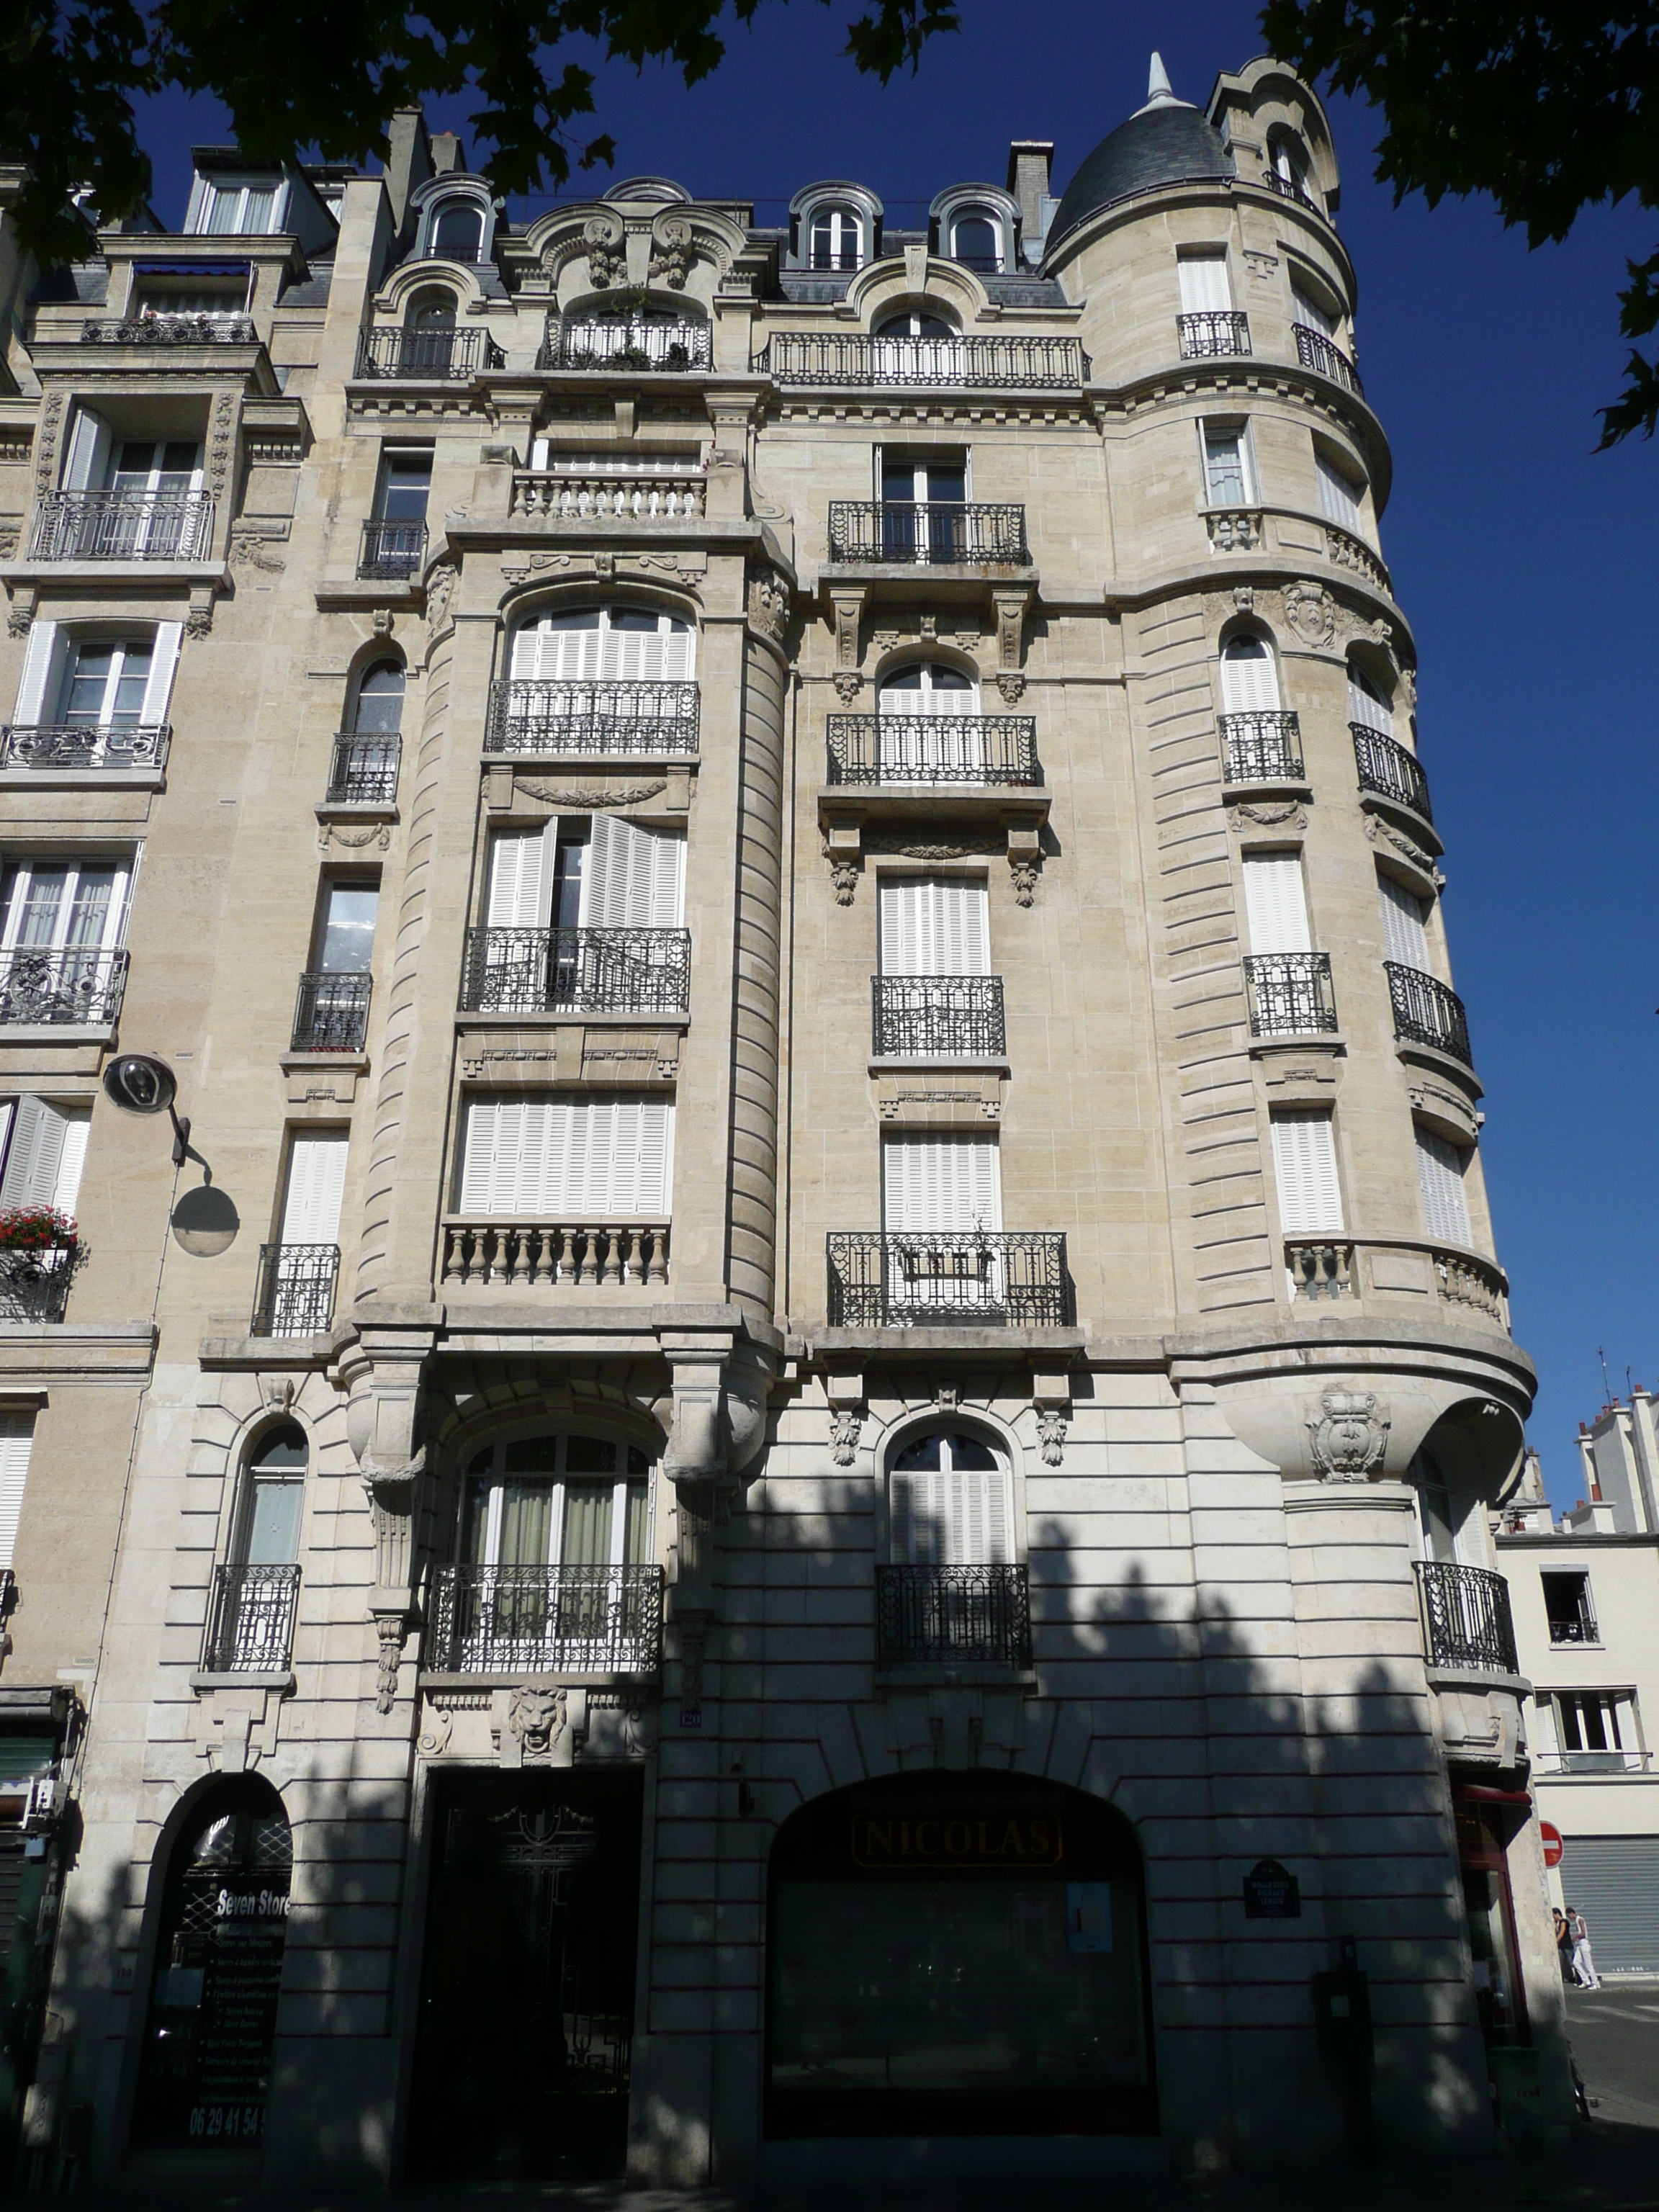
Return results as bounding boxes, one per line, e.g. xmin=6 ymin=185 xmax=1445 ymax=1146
xmin=1542 ymin=1570 xmax=1599 ymax=1645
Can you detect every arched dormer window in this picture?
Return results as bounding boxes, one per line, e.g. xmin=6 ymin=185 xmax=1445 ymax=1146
xmin=809 ymin=203 xmax=863 ymax=272
xmin=408 ymin=176 xmax=498 ymax=268
xmin=1218 ymin=632 xmax=1281 ymax=715
xmin=431 ymin=198 xmax=485 ymax=263
xmin=950 ymin=208 xmax=1001 ymax=272
xmin=887 ymin=1426 xmax=1012 ymax=1565
xmin=1268 ymin=132 xmax=1318 ymax=210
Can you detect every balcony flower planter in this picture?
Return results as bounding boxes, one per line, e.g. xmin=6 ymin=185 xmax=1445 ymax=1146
xmin=0 ymin=1210 xmax=83 ymax=1323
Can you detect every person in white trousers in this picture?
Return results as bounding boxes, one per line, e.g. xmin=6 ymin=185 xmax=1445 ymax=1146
xmin=1568 ymin=1907 xmax=1602 ymax=1990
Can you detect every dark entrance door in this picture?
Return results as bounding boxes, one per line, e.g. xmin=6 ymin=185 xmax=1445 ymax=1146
xmin=408 ymin=1766 xmax=644 ymax=2181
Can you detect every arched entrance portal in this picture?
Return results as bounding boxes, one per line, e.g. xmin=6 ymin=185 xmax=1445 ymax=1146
xmin=131 ymin=1776 xmax=292 ymax=2154
xmin=765 ymin=1772 xmax=1156 ymax=2138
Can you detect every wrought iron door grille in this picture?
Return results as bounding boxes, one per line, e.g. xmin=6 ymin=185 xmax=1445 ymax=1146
xmin=827 ymin=1230 xmax=1068 ymax=1327
xmin=485 ymin=678 xmax=700 ymax=756
xmin=326 ymin=734 xmax=402 ymax=804
xmin=1242 ymin=952 xmax=1337 ymax=1035
xmin=1385 ymin=961 xmax=1472 ymax=1066
xmin=428 ymin=1563 xmax=666 ymax=1674
xmin=825 ymin=714 xmax=1038 ymax=786
xmin=252 ymin=1244 xmax=341 ymax=1337
xmin=202 ymin=1564 xmax=301 ymax=1672
xmin=1415 ymin=1560 xmax=1517 ymax=1673
xmin=1221 ymin=709 xmax=1303 ymax=782
xmin=873 ymin=976 xmax=1005 ymax=1056
xmin=760 ymin=333 xmax=1087 ymax=388
xmin=543 ymin=319 xmax=712 ymax=372
xmin=1177 ymin=310 xmax=1251 ymax=359
xmin=354 ymin=327 xmax=505 ymax=379
xmin=291 ymin=971 xmax=372 ymax=1051
xmin=876 ymin=1563 xmax=1033 ymax=1667
xmin=32 ymin=490 xmax=215 ymax=562
xmin=827 ymin=501 xmax=1028 ymax=566
xmin=1292 ymin=323 xmax=1363 ymax=393
xmin=359 ymin=518 xmax=427 ymax=578
xmin=1352 ymin=725 xmax=1433 ymax=822
xmin=0 ymin=721 xmax=170 ymax=772
xmin=0 ymin=948 xmax=127 ymax=1026
xmin=461 ymin=927 xmax=691 ymax=1015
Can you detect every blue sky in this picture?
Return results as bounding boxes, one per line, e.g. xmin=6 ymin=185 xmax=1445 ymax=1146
xmin=137 ymin=1 xmax=1656 ymax=1514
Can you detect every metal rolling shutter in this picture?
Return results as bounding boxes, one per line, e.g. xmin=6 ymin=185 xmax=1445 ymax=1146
xmin=1558 ymin=1835 xmax=1659 ymax=1972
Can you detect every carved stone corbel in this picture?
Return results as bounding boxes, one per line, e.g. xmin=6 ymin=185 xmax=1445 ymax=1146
xmin=342 ymin=1331 xmax=436 ymax=1713
xmin=992 ymin=587 xmax=1033 ymax=695
xmin=829 ymin=586 xmax=867 ymax=697
xmin=583 ymin=210 xmax=626 ymax=288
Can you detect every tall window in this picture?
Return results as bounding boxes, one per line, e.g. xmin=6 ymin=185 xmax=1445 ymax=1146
xmin=871 ymin=308 xmax=963 ymax=385
xmin=1542 ymin=1570 xmax=1597 ymax=1645
xmin=1269 ymin=1110 xmax=1343 ymax=1235
xmin=889 ymin=1428 xmax=1011 ymax=1565
xmin=1218 ymin=634 xmax=1280 ymax=714
xmin=950 ymin=210 xmax=1000 ymax=271
xmin=350 ymin=661 xmax=405 ymax=735
xmin=881 ymin=451 xmax=967 ymax=562
xmin=405 ymin=288 xmax=458 ymax=373
xmin=1271 ymin=135 xmax=1315 ymax=199
xmin=509 ymin=605 xmax=695 ymax=683
xmin=809 ymin=204 xmax=862 ymax=271
xmin=1413 ymin=1447 xmax=1461 ymax=1563
xmin=1316 ymin=448 xmax=1365 ymax=533
xmin=374 ymin=449 xmax=432 ymax=526
xmin=1202 ymin=423 xmax=1254 ymax=506
xmin=278 ymin=1134 xmax=347 ymax=1252
xmin=314 ymin=879 xmax=379 ymax=976
xmin=1415 ymin=1126 xmax=1472 ymax=1246
xmin=1241 ymin=853 xmax=1310 ymax=953
xmin=0 ymin=855 xmax=131 ymax=959
xmin=1347 ymin=662 xmax=1393 ymax=734
xmin=1378 ymin=873 xmax=1430 ymax=971
xmin=431 ymin=199 xmax=485 ymax=262
xmin=879 ymin=876 xmax=989 ymax=979
xmin=12 ymin=621 xmax=180 ymax=752
xmin=233 ymin=1424 xmax=307 ymax=1569
xmin=876 ymin=662 xmax=981 ymax=777
xmin=1177 ymin=250 xmax=1232 ymax=312
xmin=1292 ymin=282 xmax=1338 ymax=340
xmin=460 ymin=1434 xmax=649 ymax=1570
xmin=881 ymin=1136 xmax=1002 ymax=1313
xmin=190 ymin=174 xmax=284 ymax=235
xmin=0 ymin=1414 xmax=33 ymax=1577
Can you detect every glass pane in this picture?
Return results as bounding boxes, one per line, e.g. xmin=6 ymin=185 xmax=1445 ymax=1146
xmin=379 ymin=457 xmax=432 ymax=521
xmin=552 ymin=837 xmax=585 ymax=930
xmin=925 ymin=463 xmax=966 ymax=503
xmin=1205 ymin=434 xmax=1246 ymax=504
xmin=353 ymin=664 xmax=405 ymax=734
xmin=9 ymin=866 xmax=63 ymax=946
xmin=252 ymin=1424 xmax=307 ymax=1472
xmin=893 ymin=1431 xmax=943 ymax=1473
xmin=110 ymin=645 xmax=153 ymax=724
xmin=433 ymin=204 xmax=484 ymax=259
xmin=112 ymin=442 xmax=156 ymax=492
xmin=204 ymin=189 xmax=240 ymax=234
xmin=499 ymin=1480 xmax=553 ymax=1566
xmin=320 ymin=884 xmax=378 ymax=972
xmin=62 ymin=647 xmax=114 ymax=724
xmin=562 ymin=1482 xmax=613 ymax=1566
xmin=564 ymin=1434 xmax=617 ymax=1475
xmin=881 ymin=665 xmax=922 ymax=696
xmin=624 ymin=1480 xmax=649 ymax=1564
xmin=461 ymin=1475 xmax=492 ymax=1565
xmin=883 ymin=461 xmax=920 ymax=504
xmin=243 ymin=185 xmax=278 ymax=233
xmin=64 ymin=868 xmax=115 ymax=948
xmin=504 ymin=1436 xmax=558 ymax=1475
xmin=954 ymin=215 xmax=997 ymax=266
xmin=245 ymin=1475 xmax=303 ymax=1564
xmin=158 ymin=441 xmax=197 ymax=493
xmin=628 ymin=1444 xmax=649 ymax=1476
xmin=947 ymin=1432 xmax=997 ymax=1472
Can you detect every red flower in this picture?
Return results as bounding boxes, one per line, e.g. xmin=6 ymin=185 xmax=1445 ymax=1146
xmin=0 ymin=1206 xmax=78 ymax=1253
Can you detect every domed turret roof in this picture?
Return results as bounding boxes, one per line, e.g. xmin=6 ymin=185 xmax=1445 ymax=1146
xmin=1047 ymin=55 xmax=1233 ymax=256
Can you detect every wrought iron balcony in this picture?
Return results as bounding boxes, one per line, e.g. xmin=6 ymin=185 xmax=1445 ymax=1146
xmin=485 ymin=678 xmax=700 ymax=757
xmin=354 ymin=326 xmax=505 ymax=379
xmin=1547 ymin=1599 xmax=1599 ymax=1646
xmin=760 ymin=333 xmax=1087 ymax=388
xmin=202 ymin=1564 xmax=301 ymax=1673
xmin=1352 ymin=725 xmax=1433 ymax=823
xmin=1264 ymin=169 xmax=1323 ymax=215
xmin=441 ymin=1219 xmax=670 ymax=1290
xmin=1221 ymin=709 xmax=1303 ymax=783
xmin=291 ymin=971 xmax=372 ymax=1052
xmin=31 ymin=490 xmax=215 ymax=562
xmin=826 ymin=1230 xmax=1069 ymax=1328
xmin=876 ymin=1563 xmax=1032 ymax=1668
xmin=1385 ymin=961 xmax=1472 ymax=1066
xmin=83 ymin=312 xmax=257 ymax=346
xmin=325 ymin=734 xmax=401 ymax=804
xmin=873 ymin=976 xmax=1005 ymax=1056
xmin=0 ymin=721 xmax=169 ymax=773
xmin=428 ymin=1563 xmax=665 ymax=1676
xmin=826 ymin=714 xmax=1038 ymax=787
xmin=252 ymin=1243 xmax=341 ymax=1337
xmin=0 ymin=1247 xmax=76 ymax=1325
xmin=1293 ymin=323 xmax=1363 ymax=394
xmin=1178 ymin=310 xmax=1251 ymax=359
xmin=0 ymin=948 xmax=127 ymax=1026
xmin=1416 ymin=1560 xmax=1518 ymax=1675
xmin=542 ymin=318 xmax=712 ymax=372
xmin=1243 ymin=951 xmax=1337 ymax=1036
xmin=358 ymin=518 xmax=427 ymax=578
xmin=827 ymin=501 xmax=1028 ymax=567
xmin=460 ymin=927 xmax=691 ymax=1016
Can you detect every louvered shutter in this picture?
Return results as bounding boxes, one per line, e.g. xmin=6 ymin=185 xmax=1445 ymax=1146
xmin=462 ymin=1097 xmax=673 ymax=1213
xmin=280 ymin=1135 xmax=347 ymax=1244
xmin=1416 ymin=1127 xmax=1472 ymax=1245
xmin=1318 ymin=454 xmax=1364 ymax=531
xmin=487 ymin=828 xmax=552 ymax=927
xmin=1179 ymin=253 xmax=1231 ymax=312
xmin=883 ymin=1138 xmax=1001 ymax=1231
xmin=13 ymin=623 xmax=64 ymax=726
xmin=0 ymin=1417 xmax=32 ymax=1570
xmin=1347 ymin=672 xmax=1391 ymax=734
xmin=1378 ymin=875 xmax=1430 ymax=969
xmin=1242 ymin=855 xmax=1310 ymax=953
xmin=1270 ymin=1110 xmax=1344 ymax=1233
xmin=1293 ymin=286 xmax=1336 ymax=339
xmin=878 ymin=878 xmax=988 ymax=977
xmin=140 ymin=623 xmax=182 ymax=725
xmin=1219 ymin=644 xmax=1280 ymax=713
xmin=53 ymin=1113 xmax=88 ymax=1215
xmin=61 ymin=407 xmax=112 ymax=490
xmin=583 ymin=814 xmax=684 ymax=928
xmin=0 ymin=1099 xmax=70 ymax=1210
xmin=951 ymin=1459 xmax=1013 ymax=1565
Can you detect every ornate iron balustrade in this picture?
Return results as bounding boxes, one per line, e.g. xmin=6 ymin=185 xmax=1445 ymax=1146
xmin=1264 ymin=170 xmax=1322 ymax=214
xmin=876 ymin=1563 xmax=1032 ymax=1668
xmin=0 ymin=721 xmax=169 ymax=772
xmin=32 ymin=490 xmax=215 ymax=562
xmin=1385 ymin=961 xmax=1471 ymax=1066
xmin=291 ymin=971 xmax=372 ymax=1052
xmin=0 ymin=948 xmax=127 ymax=1026
xmin=358 ymin=518 xmax=427 ymax=578
xmin=485 ymin=678 xmax=700 ymax=757
xmin=1416 ymin=1560 xmax=1518 ymax=1674
xmin=1243 ymin=952 xmax=1337 ymax=1036
xmin=354 ymin=326 xmax=505 ymax=379
xmin=1178 ymin=310 xmax=1251 ymax=359
xmin=828 ymin=501 xmax=1028 ymax=566
xmin=0 ymin=1247 xmax=76 ymax=1324
xmin=825 ymin=714 xmax=1038 ymax=786
xmin=84 ymin=313 xmax=257 ymax=346
xmin=827 ymin=1230 xmax=1068 ymax=1328
xmin=202 ymin=1564 xmax=301 ymax=1673
xmin=1221 ymin=709 xmax=1303 ymax=783
xmin=509 ymin=471 xmax=706 ymax=521
xmin=873 ymin=976 xmax=1005 ymax=1056
xmin=441 ymin=1219 xmax=669 ymax=1290
xmin=428 ymin=1563 xmax=665 ymax=1676
xmin=542 ymin=318 xmax=712 ymax=372
xmin=1547 ymin=1596 xmax=1599 ymax=1645
xmin=1352 ymin=725 xmax=1433 ymax=822
xmin=1293 ymin=323 xmax=1363 ymax=394
xmin=326 ymin=734 xmax=401 ymax=804
xmin=760 ymin=333 xmax=1087 ymax=388
xmin=252 ymin=1244 xmax=341 ymax=1337
xmin=461 ymin=927 xmax=691 ymax=1016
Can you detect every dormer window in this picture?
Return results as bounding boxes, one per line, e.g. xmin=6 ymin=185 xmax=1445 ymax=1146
xmin=950 ymin=210 xmax=1001 ymax=272
xmin=189 ymin=174 xmax=286 ymax=236
xmin=431 ymin=198 xmax=485 ymax=263
xmin=810 ymin=204 xmax=863 ymax=272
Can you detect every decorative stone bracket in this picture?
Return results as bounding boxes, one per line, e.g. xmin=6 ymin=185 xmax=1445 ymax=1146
xmin=1032 ymin=1367 xmax=1071 ymax=1466
xmin=992 ymin=588 xmax=1033 ymax=704
xmin=829 ymin=585 xmax=867 ymax=703
xmin=341 ymin=1330 xmax=437 ymax=1713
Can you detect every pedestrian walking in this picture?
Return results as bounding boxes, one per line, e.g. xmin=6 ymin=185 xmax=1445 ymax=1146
xmin=1568 ymin=1906 xmax=1601 ymax=1990
xmin=1553 ymin=1907 xmax=1575 ymax=1985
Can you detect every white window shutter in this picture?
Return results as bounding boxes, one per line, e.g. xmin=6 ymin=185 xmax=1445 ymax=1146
xmin=13 ymin=622 xmax=62 ymax=726
xmin=1378 ymin=875 xmax=1430 ymax=970
xmin=1219 ymin=644 xmax=1280 ymax=714
xmin=281 ymin=1135 xmax=347 ymax=1244
xmin=0 ymin=1098 xmax=69 ymax=1210
xmin=1347 ymin=672 xmax=1391 ymax=734
xmin=1416 ymin=1127 xmax=1472 ymax=1245
xmin=1317 ymin=454 xmax=1364 ymax=532
xmin=0 ymin=1416 xmax=33 ymax=1570
xmin=140 ymin=623 xmax=182 ymax=724
xmin=1271 ymin=1111 xmax=1344 ymax=1234
xmin=459 ymin=1099 xmax=500 ymax=1210
xmin=1242 ymin=855 xmax=1310 ymax=953
xmin=1293 ymin=286 xmax=1336 ymax=339
xmin=462 ymin=1097 xmax=673 ymax=1214
xmin=884 ymin=1138 xmax=1000 ymax=1231
xmin=1178 ymin=252 xmax=1231 ymax=312
xmin=487 ymin=829 xmax=549 ymax=928
xmin=61 ymin=407 xmax=112 ymax=490
xmin=637 ymin=1101 xmax=674 ymax=1213
xmin=53 ymin=1112 xmax=89 ymax=1215
xmin=879 ymin=878 xmax=988 ymax=977
xmin=879 ymin=879 xmax=922 ymax=974
xmin=584 ymin=815 xmax=683 ymax=930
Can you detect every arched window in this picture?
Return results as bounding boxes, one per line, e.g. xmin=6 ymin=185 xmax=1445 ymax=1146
xmin=132 ymin=1777 xmax=294 ymax=2152
xmin=873 ymin=660 xmax=984 ymax=780
xmin=1347 ymin=659 xmax=1393 ymax=737
xmin=234 ymin=1421 xmax=307 ymax=1568
xmin=809 ymin=202 xmax=862 ymax=271
xmin=1218 ymin=633 xmax=1281 ymax=714
xmin=1269 ymin=134 xmax=1316 ymax=207
xmin=460 ymin=1432 xmax=651 ymax=1569
xmin=351 ymin=660 xmax=405 ymax=735
xmin=204 ymin=1422 xmax=306 ymax=1672
xmin=950 ymin=209 xmax=1000 ymax=271
xmin=871 ymin=307 xmax=963 ymax=390
xmin=876 ymin=308 xmax=956 ymax=339
xmin=889 ymin=1426 xmax=1010 ymax=1564
xmin=431 ymin=199 xmax=485 ymax=262
xmin=404 ymin=286 xmax=458 ymax=374
xmin=508 ymin=603 xmax=696 ymax=684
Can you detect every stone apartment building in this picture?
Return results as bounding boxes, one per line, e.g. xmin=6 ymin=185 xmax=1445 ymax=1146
xmin=0 ymin=45 xmax=1568 ymax=2190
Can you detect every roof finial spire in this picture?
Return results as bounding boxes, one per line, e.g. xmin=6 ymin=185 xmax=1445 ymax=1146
xmin=1147 ymin=52 xmax=1177 ymax=105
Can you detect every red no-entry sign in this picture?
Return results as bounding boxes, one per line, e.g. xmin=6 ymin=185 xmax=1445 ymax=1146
xmin=1540 ymin=1820 xmax=1564 ymax=1868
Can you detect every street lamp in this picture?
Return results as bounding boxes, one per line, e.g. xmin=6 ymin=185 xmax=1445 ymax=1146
xmin=101 ymin=1054 xmax=240 ymax=1257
